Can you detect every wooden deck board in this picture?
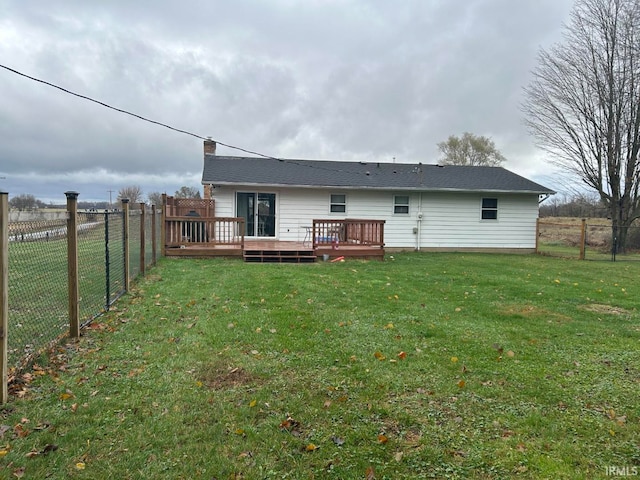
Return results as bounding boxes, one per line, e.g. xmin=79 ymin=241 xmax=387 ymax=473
xmin=164 ymin=240 xmax=384 ymax=261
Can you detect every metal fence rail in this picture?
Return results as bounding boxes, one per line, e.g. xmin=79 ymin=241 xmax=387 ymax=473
xmin=0 ymin=192 xmax=160 ymax=403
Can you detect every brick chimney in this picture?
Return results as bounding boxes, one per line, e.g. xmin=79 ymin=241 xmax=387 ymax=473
xmin=203 ymin=138 xmax=216 ymax=199
xmin=204 ymin=138 xmax=216 ymax=155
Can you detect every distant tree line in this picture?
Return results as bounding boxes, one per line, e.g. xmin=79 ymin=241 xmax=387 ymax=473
xmin=539 ymin=194 xmax=610 ymax=219
xmin=7 ymin=185 xmax=202 ymax=212
xmin=8 ymin=194 xmax=48 ymax=211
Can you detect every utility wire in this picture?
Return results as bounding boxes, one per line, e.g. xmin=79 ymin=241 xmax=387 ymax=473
xmin=0 ymin=63 xmax=410 ymax=176
xmin=0 ymin=63 xmax=280 ymax=160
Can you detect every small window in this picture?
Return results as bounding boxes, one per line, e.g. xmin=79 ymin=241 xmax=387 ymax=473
xmin=481 ymin=198 xmax=498 ymax=220
xmin=394 ymin=195 xmax=410 ymax=214
xmin=330 ymin=194 xmax=346 ymax=213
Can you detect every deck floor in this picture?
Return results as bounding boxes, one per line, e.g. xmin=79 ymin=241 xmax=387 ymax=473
xmin=165 ymin=240 xmax=384 ymax=261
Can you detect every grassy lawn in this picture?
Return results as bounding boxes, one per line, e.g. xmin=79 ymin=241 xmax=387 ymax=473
xmin=1 ymin=253 xmax=639 ymax=479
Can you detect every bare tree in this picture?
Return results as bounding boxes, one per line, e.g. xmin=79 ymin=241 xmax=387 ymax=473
xmin=147 ymin=191 xmax=164 ymax=208
xmin=523 ymin=0 xmax=640 ymax=251
xmin=174 ymin=186 xmax=201 ymax=199
xmin=117 ymin=185 xmax=144 ymax=207
xmin=437 ymin=132 xmax=506 ymax=166
xmin=9 ymin=193 xmax=44 ymax=211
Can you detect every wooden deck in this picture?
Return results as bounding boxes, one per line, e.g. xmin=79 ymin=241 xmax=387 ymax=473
xmin=165 ymin=240 xmax=385 ymax=262
xmin=161 ymin=198 xmax=385 ymax=262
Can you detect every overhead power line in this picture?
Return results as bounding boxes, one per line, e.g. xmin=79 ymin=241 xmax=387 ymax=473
xmin=0 ymin=63 xmax=279 ymax=160
xmin=0 ymin=63 xmax=406 ymax=177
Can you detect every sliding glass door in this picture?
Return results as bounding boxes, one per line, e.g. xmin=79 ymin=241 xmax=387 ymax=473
xmin=236 ymin=192 xmax=276 ymax=237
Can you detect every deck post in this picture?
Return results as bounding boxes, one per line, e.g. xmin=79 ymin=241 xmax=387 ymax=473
xmin=0 ymin=192 xmax=9 ymax=404
xmin=65 ymin=191 xmax=80 ymax=339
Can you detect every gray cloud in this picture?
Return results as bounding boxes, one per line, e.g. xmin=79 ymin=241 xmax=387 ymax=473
xmin=0 ymin=0 xmax=574 ymax=202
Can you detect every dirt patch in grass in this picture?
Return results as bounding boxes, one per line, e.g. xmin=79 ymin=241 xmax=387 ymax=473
xmin=499 ymin=305 xmax=573 ymax=323
xmin=579 ymin=304 xmax=632 ymax=316
xmin=199 ymin=363 xmax=258 ymax=390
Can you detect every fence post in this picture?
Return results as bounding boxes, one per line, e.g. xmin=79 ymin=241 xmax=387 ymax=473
xmin=65 ymin=191 xmax=80 ymax=339
xmin=579 ymin=218 xmax=586 ymax=260
xmin=0 ymin=192 xmax=9 ymax=404
xmin=139 ymin=202 xmax=146 ymax=276
xmin=122 ymin=199 xmax=130 ymax=293
xmin=535 ymin=218 xmax=540 ymax=254
xmin=151 ymin=204 xmax=157 ymax=266
xmin=104 ymin=211 xmax=110 ymax=311
xmin=161 ymin=193 xmax=167 ymax=257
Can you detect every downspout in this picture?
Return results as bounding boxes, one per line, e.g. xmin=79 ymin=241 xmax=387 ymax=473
xmin=416 ymin=192 xmax=423 ymax=251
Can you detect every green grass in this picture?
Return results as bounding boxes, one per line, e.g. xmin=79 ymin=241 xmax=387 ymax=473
xmin=2 ymin=253 xmax=639 ymax=479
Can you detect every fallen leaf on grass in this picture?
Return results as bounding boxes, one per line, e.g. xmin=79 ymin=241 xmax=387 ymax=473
xmin=365 ymin=466 xmax=376 ymax=479
xmin=377 ymin=434 xmax=388 ymax=444
xmin=249 ymin=400 xmax=257 ymax=408
xmin=59 ymin=391 xmax=74 ymax=401
xmin=305 ymin=443 xmax=318 ymax=452
xmin=0 ymin=445 xmax=10 ymax=457
xmin=331 ymin=436 xmax=345 ymax=446
xmin=13 ymin=424 xmax=29 ymax=438
xmin=13 ymin=467 xmax=25 ymax=478
xmin=397 ymin=351 xmax=407 ymax=360
xmin=26 ymin=444 xmax=58 ymax=457
xmin=457 ymin=380 xmax=466 ymax=388
xmin=374 ymin=351 xmax=386 ymax=361
xmin=280 ymin=417 xmax=303 ymax=436
xmin=75 ymin=462 xmax=86 ymax=470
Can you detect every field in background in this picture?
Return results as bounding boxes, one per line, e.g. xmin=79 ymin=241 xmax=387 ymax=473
xmin=538 ymin=217 xmax=640 ymax=261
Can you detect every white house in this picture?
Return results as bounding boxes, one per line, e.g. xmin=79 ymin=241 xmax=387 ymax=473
xmin=200 ymin=140 xmax=554 ymax=252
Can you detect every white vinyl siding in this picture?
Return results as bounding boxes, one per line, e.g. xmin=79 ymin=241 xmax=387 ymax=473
xmin=210 ymin=187 xmax=540 ymax=249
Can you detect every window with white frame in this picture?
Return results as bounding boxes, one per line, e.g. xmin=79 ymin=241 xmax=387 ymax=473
xmin=481 ymin=197 xmax=498 ymax=220
xmin=330 ymin=194 xmax=346 ymax=213
xmin=394 ymin=195 xmax=410 ymax=214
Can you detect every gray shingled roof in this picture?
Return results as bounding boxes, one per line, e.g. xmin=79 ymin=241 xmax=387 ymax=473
xmin=202 ymin=155 xmax=555 ymax=194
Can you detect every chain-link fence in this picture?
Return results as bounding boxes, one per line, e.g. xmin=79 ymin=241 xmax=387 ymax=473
xmin=7 ymin=219 xmax=69 ymax=372
xmin=537 ymin=218 xmax=640 ymax=261
xmin=2 ymin=199 xmax=160 ymax=381
xmin=77 ymin=211 xmax=127 ymax=326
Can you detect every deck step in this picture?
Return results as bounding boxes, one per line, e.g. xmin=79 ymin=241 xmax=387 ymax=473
xmin=243 ymin=249 xmax=316 ymax=263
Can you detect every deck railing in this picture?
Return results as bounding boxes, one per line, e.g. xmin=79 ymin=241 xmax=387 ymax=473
xmin=312 ymin=219 xmax=385 ymax=249
xmin=165 ymin=216 xmax=245 ymax=248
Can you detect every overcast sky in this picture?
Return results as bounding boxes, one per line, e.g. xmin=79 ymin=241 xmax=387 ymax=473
xmin=0 ymin=0 xmax=575 ymax=204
